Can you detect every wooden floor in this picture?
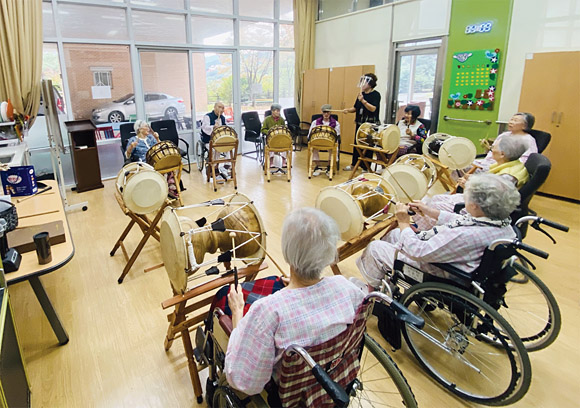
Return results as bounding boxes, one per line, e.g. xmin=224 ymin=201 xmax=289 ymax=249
xmin=9 ymin=149 xmax=580 ymax=407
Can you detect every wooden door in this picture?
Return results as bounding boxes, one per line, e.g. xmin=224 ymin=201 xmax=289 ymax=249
xmin=301 ymin=68 xmax=329 ymax=125
xmin=519 ymin=52 xmax=580 ymax=200
xmin=328 ymin=67 xmax=346 ymax=151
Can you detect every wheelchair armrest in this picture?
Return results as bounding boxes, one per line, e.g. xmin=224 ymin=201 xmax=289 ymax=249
xmin=214 ymin=308 xmax=233 ymax=337
xmin=453 ymin=203 xmax=466 ymax=213
xmin=431 ymin=263 xmax=474 ymax=282
xmin=475 ymin=153 xmax=486 ymax=158
xmin=246 ymin=129 xmax=259 ymax=137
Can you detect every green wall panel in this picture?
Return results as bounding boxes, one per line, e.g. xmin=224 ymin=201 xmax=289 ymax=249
xmin=438 ymin=0 xmax=514 ymax=152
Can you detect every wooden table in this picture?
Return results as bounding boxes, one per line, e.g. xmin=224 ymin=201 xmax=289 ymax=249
xmin=5 ymin=180 xmax=73 ymax=345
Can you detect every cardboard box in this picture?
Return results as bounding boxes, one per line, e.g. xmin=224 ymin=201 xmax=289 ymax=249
xmin=7 ymin=220 xmax=66 ymax=254
xmin=1 ymin=166 xmax=38 ymax=196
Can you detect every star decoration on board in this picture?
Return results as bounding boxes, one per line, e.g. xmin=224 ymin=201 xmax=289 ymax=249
xmin=491 ymin=56 xmax=498 ymax=63
xmin=476 ymin=100 xmax=484 ymax=106
xmin=489 ymin=86 xmax=496 ymax=92
xmin=489 ymin=96 xmax=495 ymax=101
xmin=467 ymin=100 xmax=474 ymax=106
xmin=490 ymin=68 xmax=498 ymax=74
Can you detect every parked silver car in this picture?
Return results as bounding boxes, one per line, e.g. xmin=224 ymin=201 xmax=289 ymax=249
xmin=92 ymin=92 xmax=186 ymax=123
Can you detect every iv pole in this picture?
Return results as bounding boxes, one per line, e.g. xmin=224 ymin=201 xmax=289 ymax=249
xmin=41 ymin=79 xmax=88 ymax=212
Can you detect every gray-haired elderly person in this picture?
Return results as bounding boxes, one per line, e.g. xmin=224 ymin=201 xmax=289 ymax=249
xmin=223 ymin=207 xmax=365 ymax=396
xmin=357 ymin=174 xmax=520 ymax=288
xmin=413 ymin=137 xmax=529 ymax=231
xmin=261 ymin=103 xmax=288 ymax=172
xmin=125 ymin=119 xmax=160 ymax=162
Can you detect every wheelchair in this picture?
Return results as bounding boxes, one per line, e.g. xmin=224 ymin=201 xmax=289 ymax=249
xmin=373 ymin=215 xmax=568 ymax=406
xmin=200 ymin=292 xmax=424 ymax=408
xmin=196 ymin=138 xmax=209 ymax=172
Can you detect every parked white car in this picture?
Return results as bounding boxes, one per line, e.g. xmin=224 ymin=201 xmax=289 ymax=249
xmin=92 ymin=92 xmax=186 ymax=123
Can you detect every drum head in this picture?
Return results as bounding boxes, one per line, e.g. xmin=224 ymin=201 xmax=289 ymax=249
xmin=123 ymin=170 xmax=168 ymax=214
xmin=116 ymin=162 xmax=154 ymax=194
xmin=438 ymin=137 xmax=476 ymax=169
xmin=315 ymin=187 xmax=364 ymax=241
xmin=160 ymin=208 xmax=188 ymax=294
xmin=227 ymin=193 xmax=267 ymax=265
xmin=267 ymin=126 xmax=292 ymax=149
xmin=422 ymin=133 xmax=446 ymax=157
xmin=379 ymin=124 xmax=401 ymax=153
xmin=394 ymin=154 xmax=437 ymax=188
xmin=211 ymin=126 xmax=238 ymax=153
xmin=381 ymin=164 xmax=428 ymax=203
xmin=355 ymin=123 xmax=376 ymax=145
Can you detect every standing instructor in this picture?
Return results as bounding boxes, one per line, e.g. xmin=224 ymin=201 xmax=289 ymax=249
xmin=343 ymin=73 xmax=381 ymax=172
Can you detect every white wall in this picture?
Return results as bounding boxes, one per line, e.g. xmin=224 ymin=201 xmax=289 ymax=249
xmin=314 ymin=0 xmax=451 ymax=117
xmin=499 ymin=0 xmax=580 ymax=120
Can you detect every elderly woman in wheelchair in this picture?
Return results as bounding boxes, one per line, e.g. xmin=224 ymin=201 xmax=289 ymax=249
xmin=201 ymin=208 xmax=423 ymax=407
xmin=355 ymin=174 xmax=546 ymax=405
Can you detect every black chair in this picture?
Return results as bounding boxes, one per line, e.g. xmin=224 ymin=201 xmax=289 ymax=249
xmin=241 ymin=111 xmax=263 ymax=163
xmin=283 ymin=107 xmax=310 ymax=151
xmin=528 ymin=129 xmax=551 ymax=154
xmin=417 ymin=117 xmax=432 ymax=133
xmin=311 ymin=114 xmax=341 ymax=170
xmin=511 ymin=153 xmax=552 ymax=237
xmin=264 ymin=110 xmax=272 ymax=118
xmin=120 ymin=123 xmax=136 ymax=164
xmin=151 ymin=119 xmax=191 ymax=173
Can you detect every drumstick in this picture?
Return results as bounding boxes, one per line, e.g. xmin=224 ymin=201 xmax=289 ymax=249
xmin=229 ymin=232 xmax=238 ymax=289
xmin=16 ymin=186 xmax=53 ymax=203
xmin=237 ymin=221 xmax=289 ymax=278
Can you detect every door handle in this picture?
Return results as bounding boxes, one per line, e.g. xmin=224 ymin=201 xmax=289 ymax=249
xmin=551 ymin=111 xmax=556 ymax=123
xmin=557 ymin=112 xmax=563 ymax=127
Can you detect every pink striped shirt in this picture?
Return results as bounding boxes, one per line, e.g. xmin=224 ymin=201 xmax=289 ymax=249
xmin=225 ymin=275 xmax=365 ymax=395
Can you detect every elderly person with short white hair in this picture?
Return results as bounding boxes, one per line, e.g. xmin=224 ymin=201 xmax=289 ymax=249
xmin=224 ymin=207 xmax=365 ymax=396
xmin=413 ymin=137 xmax=529 ymax=231
xmin=357 ymin=174 xmax=520 ymax=288
xmin=125 ymin=119 xmax=160 ymax=162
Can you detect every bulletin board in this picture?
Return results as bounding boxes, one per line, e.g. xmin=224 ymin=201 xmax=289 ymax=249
xmin=446 ymin=48 xmax=500 ymax=111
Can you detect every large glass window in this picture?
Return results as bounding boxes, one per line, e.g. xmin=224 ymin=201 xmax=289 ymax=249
xmin=192 ymin=53 xmax=234 ymax=124
xmin=239 ymin=0 xmax=274 ymax=19
xmin=132 ymin=10 xmax=186 ymax=44
xmin=191 ymin=17 xmax=234 ymax=46
xmin=130 ymin=0 xmax=185 ymax=9
xmin=190 ymin=0 xmax=233 ymax=14
xmin=63 ymin=44 xmax=134 ymax=124
xmin=240 ymin=50 xmax=273 ymax=115
xmin=279 ymin=24 xmax=294 ymax=48
xmin=279 ymin=51 xmax=295 ymax=106
xmin=140 ymin=51 xmax=191 ymax=128
xmin=57 ymin=4 xmax=128 ymax=40
xmin=42 ymin=2 xmax=56 ymax=38
xmin=240 ymin=21 xmax=274 ymax=46
xmin=280 ymin=0 xmax=294 ymax=20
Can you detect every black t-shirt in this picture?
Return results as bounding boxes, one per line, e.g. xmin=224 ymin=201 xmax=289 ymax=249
xmin=354 ymin=90 xmax=381 ymax=125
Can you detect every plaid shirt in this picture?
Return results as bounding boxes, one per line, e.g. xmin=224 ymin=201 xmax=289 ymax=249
xmin=225 ymin=275 xmax=365 ymax=395
xmin=358 ymin=211 xmax=516 ymax=286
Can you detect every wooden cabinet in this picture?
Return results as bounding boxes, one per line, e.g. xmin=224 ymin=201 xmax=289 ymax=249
xmin=64 ymin=120 xmax=104 ymax=193
xmin=302 ymin=65 xmax=375 ymax=153
xmin=518 ymin=51 xmax=580 ymax=201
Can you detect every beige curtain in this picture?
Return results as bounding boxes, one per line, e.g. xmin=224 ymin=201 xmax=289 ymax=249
xmin=293 ymin=0 xmax=316 ymax=115
xmin=0 ymin=0 xmax=42 ymax=125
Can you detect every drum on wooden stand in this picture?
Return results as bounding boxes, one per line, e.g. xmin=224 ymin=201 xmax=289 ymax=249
xmin=266 ymin=125 xmax=293 ymax=150
xmin=315 ymin=174 xmax=399 ymax=240
xmin=393 ymin=154 xmax=438 ymax=188
xmin=381 ymin=163 xmax=429 ymax=203
xmin=160 ymin=193 xmax=266 ymax=294
xmin=422 ymin=133 xmax=476 ymax=170
xmin=211 ymin=125 xmax=238 ymax=153
xmin=309 ymin=125 xmax=337 ymax=149
xmin=355 ymin=123 xmax=400 ymax=153
xmin=145 ymin=141 xmax=182 ymax=171
xmin=115 ymin=162 xmax=168 ymax=214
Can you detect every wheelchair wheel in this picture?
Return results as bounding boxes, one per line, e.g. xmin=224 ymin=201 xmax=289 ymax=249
xmin=196 ymin=140 xmax=206 ymax=172
xmin=213 ymin=385 xmax=244 ymax=408
xmin=400 ymin=282 xmax=531 ymax=406
xmin=500 ymin=261 xmax=561 ymax=352
xmin=349 ymin=334 xmax=417 ymax=408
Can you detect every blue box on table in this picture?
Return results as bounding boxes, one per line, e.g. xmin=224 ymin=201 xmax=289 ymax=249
xmin=0 ymin=165 xmax=38 ymax=196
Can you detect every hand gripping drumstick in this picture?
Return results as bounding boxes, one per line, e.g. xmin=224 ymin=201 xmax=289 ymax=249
xmin=381 ymin=167 xmax=416 ymax=215
xmin=230 ymin=232 xmax=238 ymax=289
